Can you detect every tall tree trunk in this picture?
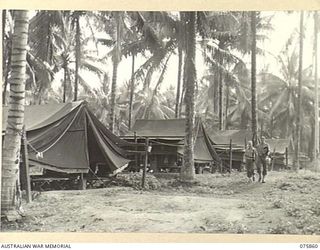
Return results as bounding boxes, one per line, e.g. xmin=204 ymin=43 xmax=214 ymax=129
xmin=314 ymin=11 xmax=319 ymax=165
xmin=74 ymin=12 xmax=81 ymax=101
xmin=109 ymin=58 xmax=119 ymax=133
xmin=294 ymin=11 xmax=304 ymax=170
xmin=251 ymin=11 xmax=258 ymax=146
xmin=63 ymin=64 xmax=67 ymax=103
xmin=213 ymin=74 xmax=219 ymax=115
xmin=1 ymin=10 xmax=29 ymax=218
xmin=180 ymin=11 xmax=196 ymax=181
xmin=175 ymin=44 xmax=183 ymax=118
xmin=218 ymin=53 xmax=224 ymax=130
xmin=128 ymin=54 xmax=135 ymax=130
xmin=109 ymin=13 xmax=121 ymax=133
xmin=225 ymin=84 xmax=230 ymax=130
xmin=2 ymin=10 xmax=11 ymax=105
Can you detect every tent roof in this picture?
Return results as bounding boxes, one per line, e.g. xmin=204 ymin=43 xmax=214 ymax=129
xmin=125 ymin=119 xmax=185 ymax=139
xmin=209 ymin=129 xmax=251 ymax=146
xmin=2 ymin=101 xmax=82 ymax=132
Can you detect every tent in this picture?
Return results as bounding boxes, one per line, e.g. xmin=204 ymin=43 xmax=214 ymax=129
xmin=122 ymin=119 xmax=221 ymax=171
xmin=2 ymin=101 xmax=130 ymax=175
xmin=209 ymin=130 xmax=291 ymax=170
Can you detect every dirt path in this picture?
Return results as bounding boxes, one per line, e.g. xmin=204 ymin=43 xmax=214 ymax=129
xmin=2 ymin=171 xmax=320 ymax=234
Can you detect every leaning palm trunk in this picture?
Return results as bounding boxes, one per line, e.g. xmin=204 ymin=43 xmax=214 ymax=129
xmin=180 ymin=11 xmax=196 ymax=181
xmin=251 ymin=11 xmax=258 ymax=146
xmin=294 ymin=11 xmax=304 ymax=171
xmin=1 ymin=10 xmax=29 ymax=217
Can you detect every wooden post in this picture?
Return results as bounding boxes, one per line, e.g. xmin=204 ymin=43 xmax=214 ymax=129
xmin=285 ymin=147 xmax=288 ymax=169
xmin=271 ymin=147 xmax=276 ymax=171
xmin=21 ymin=127 xmax=32 ymax=203
xmin=229 ymin=139 xmax=233 ymax=173
xmin=80 ymin=173 xmax=86 ymax=190
xmin=134 ymin=131 xmax=138 ymax=170
xmin=142 ymin=138 xmax=149 ymax=188
xmin=244 ymin=137 xmax=247 ymax=149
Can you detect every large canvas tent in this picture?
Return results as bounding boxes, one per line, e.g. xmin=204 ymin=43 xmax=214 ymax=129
xmin=122 ymin=119 xmax=221 ymax=172
xmin=209 ymin=130 xmax=291 ymax=170
xmin=2 ymin=101 xmax=130 ymax=176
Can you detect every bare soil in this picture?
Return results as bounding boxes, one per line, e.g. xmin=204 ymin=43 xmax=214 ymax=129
xmin=2 ymin=170 xmax=320 ymax=234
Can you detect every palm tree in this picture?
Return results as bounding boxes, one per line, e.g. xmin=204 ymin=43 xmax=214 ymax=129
xmin=251 ymin=11 xmax=258 ymax=146
xmin=2 ymin=10 xmax=29 ymax=218
xmin=180 ymin=12 xmax=196 ymax=181
xmin=313 ymin=11 xmax=319 ymax=165
xmin=294 ymin=11 xmax=304 ymax=170
xmin=258 ymin=36 xmax=314 ymax=148
xmin=72 ymin=11 xmax=81 ymax=101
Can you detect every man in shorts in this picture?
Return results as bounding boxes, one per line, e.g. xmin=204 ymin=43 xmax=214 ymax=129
xmin=256 ymin=136 xmax=270 ymax=183
xmin=243 ymin=141 xmax=257 ymax=183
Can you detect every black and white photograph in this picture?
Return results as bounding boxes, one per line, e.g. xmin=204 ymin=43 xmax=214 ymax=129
xmin=1 ymin=8 xmax=320 ymax=236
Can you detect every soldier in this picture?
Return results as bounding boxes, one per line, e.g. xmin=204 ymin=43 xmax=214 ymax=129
xmin=243 ymin=141 xmax=257 ymax=183
xmin=256 ymin=136 xmax=270 ymax=183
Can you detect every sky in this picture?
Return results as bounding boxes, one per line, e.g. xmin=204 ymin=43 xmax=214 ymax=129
xmin=51 ymin=11 xmax=319 ymax=95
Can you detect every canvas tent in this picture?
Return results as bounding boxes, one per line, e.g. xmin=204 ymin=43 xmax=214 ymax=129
xmin=122 ymin=119 xmax=221 ymax=172
xmin=209 ymin=130 xmax=290 ymax=170
xmin=208 ymin=130 xmax=250 ymax=171
xmin=2 ymin=101 xmax=130 ymax=176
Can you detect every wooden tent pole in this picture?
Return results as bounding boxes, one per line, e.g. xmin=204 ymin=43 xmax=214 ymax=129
xmin=285 ymin=147 xmax=288 ymax=169
xmin=21 ymin=127 xmax=32 ymax=203
xmin=229 ymin=139 xmax=233 ymax=173
xmin=271 ymin=147 xmax=276 ymax=171
xmin=142 ymin=138 xmax=149 ymax=188
xmin=134 ymin=131 xmax=138 ymax=169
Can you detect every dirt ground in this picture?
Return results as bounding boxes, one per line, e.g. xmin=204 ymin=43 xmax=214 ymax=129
xmin=2 ymin=170 xmax=320 ymax=234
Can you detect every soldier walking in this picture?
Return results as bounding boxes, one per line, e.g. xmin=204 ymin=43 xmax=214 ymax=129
xmin=243 ymin=141 xmax=257 ymax=183
xmin=256 ymin=136 xmax=270 ymax=183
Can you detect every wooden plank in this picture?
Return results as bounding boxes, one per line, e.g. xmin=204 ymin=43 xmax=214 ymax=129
xmin=21 ymin=128 xmax=32 ymax=203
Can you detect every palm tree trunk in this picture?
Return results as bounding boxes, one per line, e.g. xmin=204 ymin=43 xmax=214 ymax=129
xmin=294 ymin=11 xmax=304 ymax=170
xmin=314 ymin=11 xmax=319 ymax=166
xmin=1 ymin=10 xmax=29 ymax=217
xmin=180 ymin=11 xmax=196 ymax=181
xmin=218 ymin=53 xmax=224 ymax=130
xmin=213 ymin=74 xmax=219 ymax=115
xmin=251 ymin=11 xmax=258 ymax=147
xmin=109 ymin=13 xmax=121 ymax=133
xmin=109 ymin=58 xmax=119 ymax=133
xmin=74 ymin=13 xmax=81 ymax=101
xmin=2 ymin=9 xmax=6 ymax=73
xmin=63 ymin=64 xmax=67 ymax=103
xmin=175 ymin=44 xmax=183 ymax=118
xmin=225 ymin=84 xmax=230 ymax=130
xmin=2 ymin=48 xmax=11 ymax=105
xmin=128 ymin=54 xmax=135 ymax=130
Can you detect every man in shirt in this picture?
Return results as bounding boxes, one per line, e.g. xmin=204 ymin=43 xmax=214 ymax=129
xmin=256 ymin=136 xmax=270 ymax=183
xmin=243 ymin=141 xmax=257 ymax=183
